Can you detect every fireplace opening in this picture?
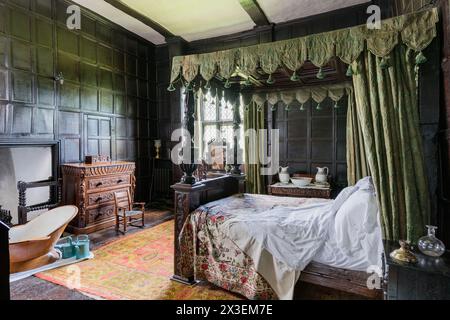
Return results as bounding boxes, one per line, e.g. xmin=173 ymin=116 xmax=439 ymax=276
xmin=0 ymin=141 xmax=59 ymax=225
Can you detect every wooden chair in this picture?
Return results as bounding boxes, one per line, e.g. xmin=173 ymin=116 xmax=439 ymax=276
xmin=113 ymin=190 xmax=145 ymax=234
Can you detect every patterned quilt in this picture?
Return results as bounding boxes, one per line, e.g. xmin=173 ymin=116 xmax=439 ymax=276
xmin=179 ymin=194 xmax=329 ymax=300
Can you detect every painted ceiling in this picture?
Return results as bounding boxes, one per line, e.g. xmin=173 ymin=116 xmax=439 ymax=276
xmin=74 ymin=0 xmax=371 ymax=44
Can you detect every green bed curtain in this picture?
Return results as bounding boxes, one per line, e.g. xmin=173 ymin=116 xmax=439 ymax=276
xmin=346 ymin=91 xmax=369 ymax=185
xmin=350 ymin=44 xmax=430 ymax=242
xmin=244 ymin=102 xmax=265 ymax=194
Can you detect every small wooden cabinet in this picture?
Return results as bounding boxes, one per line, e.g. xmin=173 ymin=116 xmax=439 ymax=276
xmin=385 ymin=241 xmax=450 ymax=300
xmin=61 ymin=162 xmax=136 ymax=234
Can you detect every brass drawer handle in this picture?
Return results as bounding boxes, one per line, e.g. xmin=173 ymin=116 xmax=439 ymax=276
xmin=95 ymin=197 xmax=103 ymax=202
xmin=96 ymin=182 xmax=103 ymax=187
xmin=117 ymin=179 xmax=124 ymax=184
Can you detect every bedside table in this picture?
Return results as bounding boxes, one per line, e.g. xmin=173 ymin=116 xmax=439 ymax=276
xmin=267 ymin=182 xmax=332 ymax=199
xmin=384 ymin=240 xmax=450 ymax=300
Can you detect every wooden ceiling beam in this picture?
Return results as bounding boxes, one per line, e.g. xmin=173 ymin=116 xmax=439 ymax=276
xmin=239 ymin=0 xmax=270 ymax=26
xmin=104 ymin=0 xmax=175 ymax=39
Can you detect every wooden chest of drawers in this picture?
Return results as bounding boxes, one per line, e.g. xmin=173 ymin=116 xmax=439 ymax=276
xmin=61 ymin=162 xmax=136 ymax=234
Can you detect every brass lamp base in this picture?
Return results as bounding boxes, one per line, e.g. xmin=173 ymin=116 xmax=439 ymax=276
xmin=390 ymin=240 xmax=417 ymax=264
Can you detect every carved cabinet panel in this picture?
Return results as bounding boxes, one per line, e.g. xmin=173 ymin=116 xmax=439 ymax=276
xmin=61 ymin=161 xmax=136 ymax=234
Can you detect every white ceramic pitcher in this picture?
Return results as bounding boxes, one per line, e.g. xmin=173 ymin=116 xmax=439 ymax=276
xmin=315 ymin=167 xmax=329 ymax=184
xmin=278 ymin=166 xmax=290 ymax=184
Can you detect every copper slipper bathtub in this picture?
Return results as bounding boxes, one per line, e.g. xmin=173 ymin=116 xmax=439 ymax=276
xmin=9 ymin=205 xmax=78 ymax=273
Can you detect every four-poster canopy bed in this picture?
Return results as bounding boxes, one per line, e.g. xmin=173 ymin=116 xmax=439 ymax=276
xmin=169 ymin=8 xmax=439 ymax=299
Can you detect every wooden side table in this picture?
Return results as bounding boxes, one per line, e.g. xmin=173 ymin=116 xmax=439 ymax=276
xmin=268 ymin=183 xmax=332 ymax=199
xmin=384 ymin=240 xmax=450 ymax=300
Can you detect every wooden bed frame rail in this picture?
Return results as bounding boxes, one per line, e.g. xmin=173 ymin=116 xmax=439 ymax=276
xmin=171 ymin=174 xmax=385 ymax=299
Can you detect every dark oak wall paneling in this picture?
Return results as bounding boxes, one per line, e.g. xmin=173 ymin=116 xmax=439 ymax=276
xmin=0 ymin=0 xmax=158 ymax=202
xmin=268 ymin=98 xmax=348 ymax=191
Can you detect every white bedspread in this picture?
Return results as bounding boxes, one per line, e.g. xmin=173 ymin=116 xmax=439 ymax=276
xmin=214 ymin=177 xmax=383 ymax=300
xmin=221 ymin=200 xmax=334 ymax=299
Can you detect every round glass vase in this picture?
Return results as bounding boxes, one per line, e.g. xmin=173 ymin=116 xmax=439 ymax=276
xmin=418 ymin=225 xmax=446 ymax=257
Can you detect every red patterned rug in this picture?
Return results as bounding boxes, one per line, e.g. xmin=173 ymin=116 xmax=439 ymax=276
xmin=36 ymin=220 xmax=242 ymax=300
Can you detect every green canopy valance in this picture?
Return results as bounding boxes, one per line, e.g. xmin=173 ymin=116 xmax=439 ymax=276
xmin=241 ymin=83 xmax=353 ymax=111
xmin=168 ymin=8 xmax=438 ymax=89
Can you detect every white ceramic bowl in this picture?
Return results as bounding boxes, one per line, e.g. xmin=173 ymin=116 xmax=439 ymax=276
xmin=290 ymin=177 xmax=312 ymax=187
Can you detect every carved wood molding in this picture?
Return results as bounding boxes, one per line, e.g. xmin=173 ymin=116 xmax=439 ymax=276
xmin=79 ymin=172 xmax=86 ymax=227
xmin=88 ymin=176 xmax=130 ymax=189
xmin=88 ymin=191 xmax=117 ymax=206
xmin=268 ymin=186 xmax=332 ymax=199
xmin=173 ymin=191 xmax=194 ymax=281
xmin=61 ymin=163 xmax=136 ymax=177
xmin=88 ymin=205 xmax=115 ymax=224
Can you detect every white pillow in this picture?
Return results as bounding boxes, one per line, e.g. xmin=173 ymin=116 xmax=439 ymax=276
xmin=330 ymin=185 xmax=357 ymax=214
xmin=334 ymin=189 xmax=379 ymax=255
xmin=330 ymin=176 xmax=375 ymax=215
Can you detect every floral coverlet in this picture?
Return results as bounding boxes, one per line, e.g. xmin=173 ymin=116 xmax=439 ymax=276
xmin=178 ymin=194 xmax=319 ymax=300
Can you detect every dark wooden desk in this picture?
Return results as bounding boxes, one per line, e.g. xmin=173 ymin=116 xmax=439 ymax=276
xmin=385 ymin=240 xmax=450 ymax=300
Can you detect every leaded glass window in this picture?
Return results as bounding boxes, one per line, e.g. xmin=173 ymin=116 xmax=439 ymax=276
xmin=196 ymin=90 xmax=244 ymax=167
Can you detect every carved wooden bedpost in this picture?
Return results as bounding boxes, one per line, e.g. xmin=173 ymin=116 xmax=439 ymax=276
xmin=170 ymin=86 xmax=201 ymax=284
xmin=179 ymin=89 xmax=197 ymax=185
xmin=170 ymin=183 xmax=206 ymax=285
xmin=231 ymin=93 xmax=242 ymax=175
